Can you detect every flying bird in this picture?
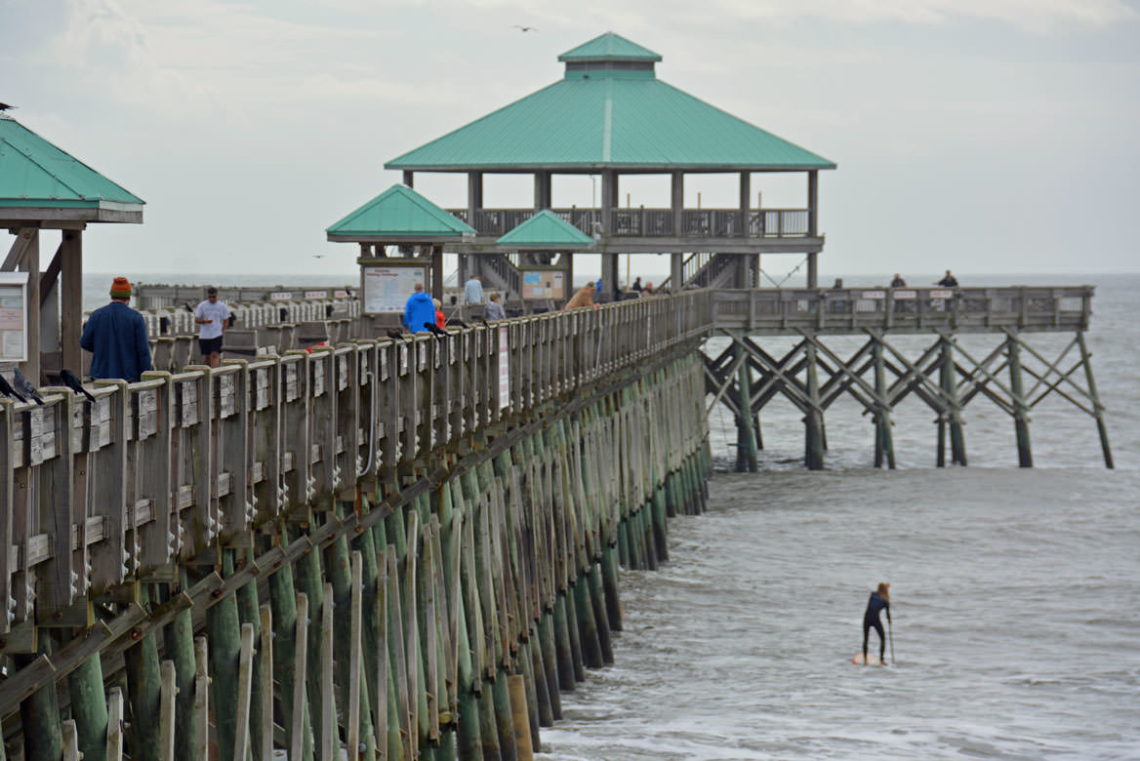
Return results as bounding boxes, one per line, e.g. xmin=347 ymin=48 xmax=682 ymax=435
xmin=12 ymin=368 xmax=44 ymax=405
xmin=313 ymin=254 xmax=326 ymax=259
xmin=512 ymin=25 xmax=538 ymax=32
xmin=0 ymin=374 xmax=27 ymax=403
xmin=61 ymin=369 xmax=97 ymax=403
xmin=0 ymin=103 xmax=16 ymax=112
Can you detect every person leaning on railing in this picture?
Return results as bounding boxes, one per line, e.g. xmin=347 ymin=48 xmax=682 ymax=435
xmin=484 ymin=292 xmax=507 ymax=320
xmin=563 ymin=284 xmax=598 ymax=311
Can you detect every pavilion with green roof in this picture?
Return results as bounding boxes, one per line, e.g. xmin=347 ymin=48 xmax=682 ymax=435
xmin=496 ymin=210 xmax=595 ymax=299
xmin=0 ymin=112 xmax=145 ymax=380
xmin=327 ymin=183 xmax=475 ymax=306
xmin=384 ymin=31 xmax=835 ymax=297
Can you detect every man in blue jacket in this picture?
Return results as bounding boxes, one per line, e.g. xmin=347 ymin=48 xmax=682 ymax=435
xmin=80 ymin=276 xmax=153 ymax=381
xmin=403 ymin=282 xmax=436 ymax=333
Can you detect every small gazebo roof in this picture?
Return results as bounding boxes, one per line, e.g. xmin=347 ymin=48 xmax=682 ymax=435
xmin=326 ymin=184 xmax=476 ymax=242
xmin=385 ymin=33 xmax=834 ymax=172
xmin=497 ymin=210 xmax=595 ymax=248
xmin=557 ymin=32 xmax=662 ymax=63
xmin=0 ymin=114 xmax=144 ymax=223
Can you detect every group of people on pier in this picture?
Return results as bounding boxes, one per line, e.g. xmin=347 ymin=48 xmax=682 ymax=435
xmin=79 ymin=276 xmax=233 ymax=383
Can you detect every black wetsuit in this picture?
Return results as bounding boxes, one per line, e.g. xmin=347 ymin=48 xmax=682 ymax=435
xmin=937 ymin=275 xmax=959 ymax=287
xmin=862 ymin=592 xmax=891 ymax=662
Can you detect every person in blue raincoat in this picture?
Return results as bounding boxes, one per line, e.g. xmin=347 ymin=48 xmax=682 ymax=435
xmin=403 ymin=282 xmax=436 ymax=333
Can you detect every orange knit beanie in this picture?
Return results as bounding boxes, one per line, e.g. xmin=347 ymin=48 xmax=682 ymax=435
xmin=110 ymin=276 xmax=132 ymax=299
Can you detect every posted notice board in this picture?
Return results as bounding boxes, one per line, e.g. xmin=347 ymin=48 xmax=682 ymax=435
xmin=521 ymin=270 xmax=565 ymax=300
xmin=0 ymin=272 xmax=28 ymax=363
xmin=363 ymin=265 xmax=426 ymax=314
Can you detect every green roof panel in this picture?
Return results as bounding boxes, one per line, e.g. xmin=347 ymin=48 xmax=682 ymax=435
xmin=497 ymin=210 xmax=595 ymax=248
xmin=0 ymin=115 xmax=144 ymax=208
xmin=386 ymin=35 xmax=834 ymax=172
xmin=558 ymin=32 xmax=662 ymax=62
xmin=327 ymin=184 xmax=476 ymax=238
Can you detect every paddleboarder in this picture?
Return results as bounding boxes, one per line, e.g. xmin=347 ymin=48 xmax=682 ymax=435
xmin=862 ymin=582 xmax=892 ymax=665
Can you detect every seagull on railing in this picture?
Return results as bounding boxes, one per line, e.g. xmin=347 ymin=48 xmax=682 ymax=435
xmin=12 ymin=368 xmax=44 ymax=405
xmin=385 ymin=328 xmax=406 ymax=340
xmin=423 ymin=322 xmax=449 ymax=338
xmin=61 ymin=369 xmax=97 ymax=403
xmin=0 ymin=373 xmax=27 ymax=403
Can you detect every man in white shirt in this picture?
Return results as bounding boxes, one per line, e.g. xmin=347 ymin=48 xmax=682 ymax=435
xmin=464 ymin=275 xmax=484 ymax=306
xmin=194 ymin=287 xmax=232 ymax=368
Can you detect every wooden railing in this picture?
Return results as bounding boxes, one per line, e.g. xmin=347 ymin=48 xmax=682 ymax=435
xmin=446 ymin=208 xmax=811 ymax=238
xmin=0 ymin=291 xmax=712 ymax=642
xmin=710 ymin=286 xmax=1095 ymax=333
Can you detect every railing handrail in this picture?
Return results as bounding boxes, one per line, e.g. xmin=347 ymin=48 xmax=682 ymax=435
xmin=0 ymin=290 xmax=714 ymax=636
xmin=710 ymin=285 xmax=1095 ymax=332
xmin=446 ymin=207 xmax=811 ymax=239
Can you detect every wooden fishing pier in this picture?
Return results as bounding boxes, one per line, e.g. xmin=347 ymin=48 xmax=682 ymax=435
xmin=0 ymin=294 xmax=712 ymax=761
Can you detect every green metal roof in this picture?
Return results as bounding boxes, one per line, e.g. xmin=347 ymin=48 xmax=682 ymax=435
xmin=558 ymin=32 xmax=662 ymax=62
xmin=386 ymin=35 xmax=834 ymax=172
xmin=0 ymin=114 xmax=144 ymax=210
xmin=497 ymin=210 xmax=595 ymax=248
xmin=326 ymin=184 xmax=476 ymax=239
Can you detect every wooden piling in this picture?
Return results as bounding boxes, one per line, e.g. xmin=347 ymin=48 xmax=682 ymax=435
xmin=67 ymin=650 xmax=109 ymax=761
xmin=1007 ymin=334 xmax=1033 ymax=468
xmin=939 ymin=336 xmax=967 ymax=466
xmin=872 ymin=338 xmax=896 ymax=469
xmin=735 ymin=342 xmax=759 ymax=472
xmin=1076 ymin=332 xmax=1114 ymax=469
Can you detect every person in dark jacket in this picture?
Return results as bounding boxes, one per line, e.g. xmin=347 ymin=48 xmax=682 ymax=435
xmin=80 ymin=276 xmax=153 ymax=382
xmin=403 ymin=282 xmax=436 ymax=333
xmin=935 ymin=270 xmax=959 ymax=287
xmin=862 ymin=582 xmax=892 ymax=665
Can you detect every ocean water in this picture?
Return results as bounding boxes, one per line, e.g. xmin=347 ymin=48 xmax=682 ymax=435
xmin=534 ymin=274 xmax=1140 ymax=761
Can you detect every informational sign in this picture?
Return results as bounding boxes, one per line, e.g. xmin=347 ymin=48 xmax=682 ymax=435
xmin=334 ymin=290 xmax=350 ymax=299
xmin=893 ymin=290 xmax=916 ymax=300
xmin=0 ymin=272 xmax=28 ymax=363
xmin=930 ymin=289 xmax=954 ymax=299
xmin=363 ymin=265 xmax=425 ymax=314
xmin=304 ymin=290 xmax=328 ymax=300
xmin=269 ymin=292 xmax=294 ymax=301
xmin=862 ymin=290 xmax=886 ymax=299
xmin=521 ymin=270 xmax=565 ymax=300
xmin=498 ymin=326 xmax=510 ymax=409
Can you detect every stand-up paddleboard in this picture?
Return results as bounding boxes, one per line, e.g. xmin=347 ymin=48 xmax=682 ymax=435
xmin=851 ymin=653 xmax=886 ymax=665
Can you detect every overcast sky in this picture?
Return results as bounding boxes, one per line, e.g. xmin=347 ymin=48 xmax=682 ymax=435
xmin=4 ymin=0 xmax=1138 ymax=281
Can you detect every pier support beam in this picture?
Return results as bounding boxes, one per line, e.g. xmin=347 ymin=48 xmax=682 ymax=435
xmin=734 ymin=342 xmax=758 ymax=472
xmin=938 ymin=337 xmax=967 ymax=466
xmin=804 ymin=342 xmax=824 ymax=470
xmin=1006 ymin=334 xmax=1033 ymax=468
xmin=1077 ymin=332 xmax=1114 ymax=469
xmin=872 ymin=338 xmax=895 ymax=469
